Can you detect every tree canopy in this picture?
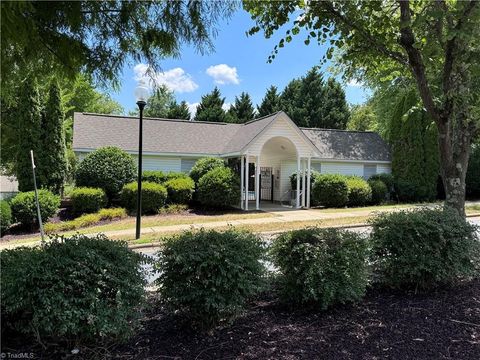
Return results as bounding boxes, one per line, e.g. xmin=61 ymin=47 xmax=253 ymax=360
xmin=257 ymin=85 xmax=281 ymax=117
xmin=228 ymin=92 xmax=255 ymax=123
xmin=195 ymin=87 xmax=227 ymax=123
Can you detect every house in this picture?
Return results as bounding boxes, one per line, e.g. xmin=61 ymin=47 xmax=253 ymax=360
xmin=0 ymin=175 xmax=19 ymax=200
xmin=73 ymin=111 xmax=391 ymax=210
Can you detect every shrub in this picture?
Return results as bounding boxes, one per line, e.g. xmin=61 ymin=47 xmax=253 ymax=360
xmin=165 ymin=172 xmax=188 ymax=181
xmin=311 ymin=174 xmax=349 ymax=208
xmin=368 ymin=179 xmax=388 ymax=204
xmin=289 ymin=170 xmax=321 ymax=191
xmin=70 ymin=187 xmax=107 ymax=215
xmin=370 ymin=207 xmax=480 ymax=290
xmin=197 ymin=167 xmax=240 ymax=208
xmin=165 ymin=177 xmax=195 ymax=204
xmin=75 ymin=146 xmax=136 ymax=198
xmin=121 ymin=181 xmax=167 ymax=214
xmin=346 ymin=176 xmax=372 ymax=207
xmin=1 ymin=234 xmax=147 ymax=344
xmin=394 ymin=178 xmax=428 ymax=202
xmin=45 ymin=208 xmax=127 ymax=234
xmin=189 ymin=157 xmax=225 ymax=183
xmin=142 ymin=170 xmax=167 ymax=184
xmin=369 ymin=173 xmax=394 ymax=191
xmin=466 ymin=144 xmax=480 ymax=198
xmin=10 ymin=190 xmax=60 ymax=226
xmin=271 ymin=227 xmax=370 ymax=309
xmin=1 ymin=200 xmax=12 ymax=233
xmin=158 ymin=204 xmax=189 ymax=215
xmin=155 ymin=229 xmax=265 ymax=329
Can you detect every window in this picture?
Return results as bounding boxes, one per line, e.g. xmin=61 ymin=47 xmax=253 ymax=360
xmin=363 ymin=164 xmax=377 ymax=179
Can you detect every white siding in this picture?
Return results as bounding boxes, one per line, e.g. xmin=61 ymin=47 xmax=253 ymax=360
xmin=132 ymin=155 xmax=181 ymax=172
xmin=247 ymin=114 xmax=315 ymax=157
xmin=181 ymin=158 xmax=198 ymax=173
xmin=363 ymin=164 xmax=377 ymax=179
xmin=377 ymin=164 xmax=392 ymax=174
xmin=280 ymin=160 xmax=297 ymax=201
xmin=321 ymin=162 xmax=364 ymax=177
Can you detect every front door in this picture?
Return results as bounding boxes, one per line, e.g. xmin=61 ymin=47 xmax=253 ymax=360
xmin=260 ymin=167 xmax=273 ymax=201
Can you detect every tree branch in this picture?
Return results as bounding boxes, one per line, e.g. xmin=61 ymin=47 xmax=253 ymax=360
xmin=398 ymin=0 xmax=441 ymax=124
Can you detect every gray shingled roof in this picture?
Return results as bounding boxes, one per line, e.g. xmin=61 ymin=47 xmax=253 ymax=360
xmin=301 ymin=128 xmax=391 ymax=161
xmin=73 ymin=112 xmax=391 ymax=161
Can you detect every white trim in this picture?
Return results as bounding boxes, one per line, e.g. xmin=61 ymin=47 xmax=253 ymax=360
xmin=245 ymin=154 xmax=249 ymax=211
xmin=255 ymin=155 xmax=260 ymax=210
xmin=296 ymin=157 xmax=301 ymax=209
xmin=301 ymin=158 xmax=306 ymax=208
xmin=307 ymin=157 xmax=311 ymax=208
xmin=240 ymin=155 xmax=245 ymax=209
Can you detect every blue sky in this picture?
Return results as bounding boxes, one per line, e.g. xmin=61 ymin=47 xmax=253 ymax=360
xmin=110 ymin=10 xmax=369 ymax=115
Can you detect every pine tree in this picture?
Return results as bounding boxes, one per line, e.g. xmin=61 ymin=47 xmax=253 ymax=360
xmin=257 ymin=85 xmax=281 ymax=117
xmin=280 ymin=79 xmax=304 ymax=126
xmin=15 ymin=80 xmax=43 ymax=192
xmin=168 ymin=100 xmax=191 ymax=120
xmin=299 ymin=67 xmax=325 ymax=128
xmin=228 ymin=92 xmax=255 ymax=123
xmin=39 ymin=81 xmax=68 ymax=194
xmin=320 ymin=78 xmax=350 ymax=129
xmin=195 ymin=87 xmax=227 ymax=122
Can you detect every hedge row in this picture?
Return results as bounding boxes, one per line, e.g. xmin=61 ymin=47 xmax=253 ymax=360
xmin=3 ymin=208 xmax=477 ymax=347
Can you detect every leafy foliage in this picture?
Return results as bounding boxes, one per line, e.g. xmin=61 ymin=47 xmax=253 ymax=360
xmin=45 ymin=208 xmax=127 ymax=234
xmin=370 ymin=208 xmax=480 ymax=290
xmin=347 ymin=104 xmax=378 ymax=131
xmin=142 ymin=170 xmax=168 ymax=184
xmin=168 ymin=100 xmax=191 ymax=120
xmin=132 ymin=85 xmax=174 ymax=118
xmin=155 ymin=228 xmax=265 ymax=329
xmin=10 ymin=190 xmax=60 ymax=227
xmin=75 ymin=146 xmax=136 ymax=199
xmin=197 ymin=167 xmax=240 ymax=208
xmin=1 ymin=200 xmax=12 ymax=233
xmin=70 ymin=187 xmax=107 ymax=215
xmin=271 ymin=228 xmax=370 ymax=309
xmin=257 ymin=85 xmax=282 ymax=117
xmin=311 ymin=174 xmax=349 ymax=208
xmin=165 ymin=177 xmax=195 ymax=204
xmin=369 ymin=173 xmax=395 ymax=193
xmin=368 ymin=179 xmax=388 ymax=205
xmin=228 ymin=92 xmax=255 ymax=123
xmin=195 ymin=87 xmax=228 ymax=123
xmin=189 ymin=157 xmax=225 ymax=183
xmin=346 ymin=176 xmax=372 ymax=207
xmin=466 ymin=144 xmax=480 ymax=198
xmin=1 ymin=234 xmax=147 ymax=344
xmin=121 ymin=181 xmax=167 ymax=214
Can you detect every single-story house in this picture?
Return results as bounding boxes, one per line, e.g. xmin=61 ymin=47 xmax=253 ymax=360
xmin=73 ymin=111 xmax=391 ymax=210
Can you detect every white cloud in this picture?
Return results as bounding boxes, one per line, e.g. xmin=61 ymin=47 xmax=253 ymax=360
xmin=347 ymin=79 xmax=363 ymax=87
xmin=186 ymin=102 xmax=200 ymax=118
xmin=206 ymin=64 xmax=240 ymax=85
xmin=134 ymin=63 xmax=198 ymax=93
xmin=222 ymin=103 xmax=233 ymax=111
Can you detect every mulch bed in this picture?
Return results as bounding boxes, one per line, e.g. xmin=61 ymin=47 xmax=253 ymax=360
xmin=4 ymin=279 xmax=478 ymax=359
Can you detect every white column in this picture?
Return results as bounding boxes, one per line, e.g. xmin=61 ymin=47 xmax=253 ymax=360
xmin=245 ymin=154 xmax=249 ymax=211
xmin=240 ymin=155 xmax=244 ymax=209
xmin=296 ymin=156 xmax=301 ymax=208
xmin=256 ymin=155 xmax=260 ymax=210
xmin=301 ymin=158 xmax=306 ymax=208
xmin=307 ymin=157 xmax=311 ymax=209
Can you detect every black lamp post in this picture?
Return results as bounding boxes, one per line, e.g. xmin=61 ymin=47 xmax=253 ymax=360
xmin=134 ymin=82 xmax=149 ymax=239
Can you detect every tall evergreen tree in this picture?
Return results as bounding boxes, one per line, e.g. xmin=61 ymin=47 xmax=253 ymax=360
xmin=280 ymin=79 xmax=304 ymax=126
xmin=15 ymin=80 xmax=43 ymax=192
xmin=38 ymin=81 xmax=68 ymax=194
xmin=168 ymin=100 xmax=191 ymax=120
xmin=228 ymin=92 xmax=255 ymax=123
xmin=257 ymin=85 xmax=281 ymax=117
xmin=195 ymin=87 xmax=227 ymax=122
xmin=321 ymin=78 xmax=350 ymax=129
xmin=299 ymin=67 xmax=325 ymax=128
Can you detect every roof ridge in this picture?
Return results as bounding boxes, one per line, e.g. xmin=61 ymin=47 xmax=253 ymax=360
xmin=300 ymin=127 xmax=377 ymax=134
xmin=242 ymin=111 xmax=282 ymax=125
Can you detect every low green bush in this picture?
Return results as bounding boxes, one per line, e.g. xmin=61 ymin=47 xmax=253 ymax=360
xmin=271 ymin=227 xmax=370 ymax=309
xmin=346 ymin=176 xmax=372 ymax=207
xmin=70 ymin=187 xmax=107 ymax=215
xmin=1 ymin=200 xmax=12 ymax=233
xmin=370 ymin=207 xmax=480 ymax=290
xmin=311 ymin=174 xmax=349 ymax=208
xmin=289 ymin=170 xmax=321 ymax=191
xmin=121 ymin=181 xmax=167 ymax=214
xmin=10 ymin=190 xmax=60 ymax=227
xmin=142 ymin=170 xmax=167 ymax=184
xmin=197 ymin=167 xmax=240 ymax=208
xmin=158 ymin=204 xmax=189 ymax=215
xmin=466 ymin=144 xmax=480 ymax=198
xmin=368 ymin=179 xmax=388 ymax=204
xmin=165 ymin=177 xmax=195 ymax=204
xmin=1 ymin=234 xmax=147 ymax=345
xmin=44 ymin=208 xmax=127 ymax=234
xmin=189 ymin=157 xmax=225 ymax=183
xmin=155 ymin=229 xmax=265 ymax=329
xmin=75 ymin=146 xmax=136 ymax=198
xmin=369 ymin=173 xmax=394 ymax=192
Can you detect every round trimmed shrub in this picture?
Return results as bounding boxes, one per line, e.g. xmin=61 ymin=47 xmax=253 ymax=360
xmin=142 ymin=170 xmax=167 ymax=184
xmin=1 ymin=200 xmax=12 ymax=234
xmin=1 ymin=233 xmax=147 ymax=344
xmin=121 ymin=181 xmax=167 ymax=214
xmin=197 ymin=167 xmax=240 ymax=208
xmin=70 ymin=187 xmax=107 ymax=215
xmin=10 ymin=190 xmax=60 ymax=226
xmin=271 ymin=227 xmax=369 ymax=309
xmin=75 ymin=146 xmax=136 ymax=198
xmin=368 ymin=179 xmax=388 ymax=204
xmin=155 ymin=228 xmax=265 ymax=329
xmin=311 ymin=174 xmax=349 ymax=208
xmin=370 ymin=207 xmax=480 ymax=290
xmin=369 ymin=173 xmax=394 ymax=192
xmin=165 ymin=177 xmax=195 ymax=204
xmin=189 ymin=157 xmax=225 ymax=183
xmin=346 ymin=176 xmax=372 ymax=207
